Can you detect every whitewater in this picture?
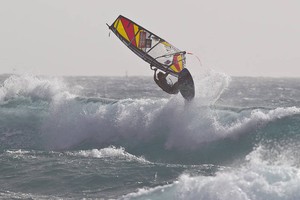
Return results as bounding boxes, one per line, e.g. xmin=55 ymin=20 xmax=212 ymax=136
xmin=1 ymin=72 xmax=300 ymax=200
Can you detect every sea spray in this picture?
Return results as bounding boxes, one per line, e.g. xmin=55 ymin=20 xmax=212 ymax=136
xmin=193 ymin=68 xmax=231 ymax=106
xmin=122 ymin=143 xmax=300 ymax=200
xmin=2 ymin=74 xmax=300 ymax=199
xmin=40 ymin=70 xmax=232 ymax=151
xmin=0 ymin=74 xmax=71 ymax=102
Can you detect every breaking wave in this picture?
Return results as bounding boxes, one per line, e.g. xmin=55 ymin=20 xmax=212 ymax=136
xmin=67 ymin=146 xmax=150 ymax=163
xmin=1 ymin=73 xmax=300 ymax=199
xmin=122 ymin=143 xmax=300 ymax=200
xmin=1 ymin=74 xmax=300 ymax=164
xmin=0 ymin=74 xmax=74 ymax=103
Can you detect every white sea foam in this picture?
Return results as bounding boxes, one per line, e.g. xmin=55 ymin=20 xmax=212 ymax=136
xmin=214 ymin=106 xmax=300 ymax=136
xmin=159 ymin=105 xmax=300 ymax=150
xmin=42 ymin=97 xmax=167 ymax=150
xmin=193 ymin=68 xmax=231 ymax=105
xmin=67 ymin=146 xmax=150 ymax=163
xmin=40 ymin=69 xmax=233 ymax=150
xmin=5 ymin=149 xmax=37 ymax=159
xmin=8 ymin=71 xmax=292 ymax=151
xmin=0 ymin=191 xmax=64 ymax=200
xmin=40 ymin=68 xmax=300 ymax=151
xmin=0 ymin=74 xmax=74 ymax=102
xmin=6 ymin=149 xmax=31 ymax=155
xmin=122 ymin=144 xmax=300 ymax=200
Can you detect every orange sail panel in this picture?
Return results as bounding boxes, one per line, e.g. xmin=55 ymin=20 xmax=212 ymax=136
xmin=108 ymin=15 xmax=186 ymax=77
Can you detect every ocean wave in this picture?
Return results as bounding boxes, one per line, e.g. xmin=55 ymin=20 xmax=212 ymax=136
xmin=2 ymin=74 xmax=300 ymax=165
xmin=121 ymin=143 xmax=300 ymax=200
xmin=41 ymin=89 xmax=300 ymax=152
xmin=5 ymin=149 xmax=33 ymax=158
xmin=2 ymin=80 xmax=300 ymax=164
xmin=3 ymin=149 xmax=53 ymax=160
xmin=193 ymin=68 xmax=231 ymax=105
xmin=214 ymin=106 xmax=300 ymax=137
xmin=0 ymin=74 xmax=74 ymax=103
xmin=0 ymin=191 xmax=61 ymax=200
xmin=67 ymin=146 xmax=150 ymax=163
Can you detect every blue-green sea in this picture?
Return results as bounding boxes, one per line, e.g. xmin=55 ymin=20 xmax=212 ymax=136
xmin=1 ymin=72 xmax=300 ymax=199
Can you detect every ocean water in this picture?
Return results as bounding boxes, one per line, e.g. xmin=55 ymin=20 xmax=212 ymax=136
xmin=1 ymin=72 xmax=300 ymax=200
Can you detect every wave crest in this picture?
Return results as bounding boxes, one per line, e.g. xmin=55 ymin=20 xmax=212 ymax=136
xmin=0 ymin=74 xmax=73 ymax=102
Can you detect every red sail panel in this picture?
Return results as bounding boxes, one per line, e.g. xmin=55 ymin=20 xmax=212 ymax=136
xmin=120 ymin=17 xmax=137 ymax=47
xmin=109 ymin=15 xmax=187 ymax=76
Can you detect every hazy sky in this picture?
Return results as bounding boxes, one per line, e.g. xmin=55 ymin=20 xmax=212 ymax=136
xmin=0 ymin=0 xmax=299 ymax=77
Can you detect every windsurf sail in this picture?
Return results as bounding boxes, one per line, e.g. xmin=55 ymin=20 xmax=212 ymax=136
xmin=107 ymin=15 xmax=186 ymax=77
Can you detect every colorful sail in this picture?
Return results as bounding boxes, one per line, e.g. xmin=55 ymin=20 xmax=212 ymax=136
xmin=108 ymin=15 xmax=186 ymax=77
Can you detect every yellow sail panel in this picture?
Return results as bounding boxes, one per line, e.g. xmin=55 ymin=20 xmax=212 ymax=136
xmin=113 ymin=19 xmax=119 ymax=29
xmin=169 ymin=64 xmax=179 ymax=73
xmin=134 ymin=24 xmax=140 ymax=48
xmin=109 ymin=15 xmax=186 ymax=77
xmin=116 ymin=20 xmax=130 ymax=42
xmin=161 ymin=41 xmax=171 ymax=47
xmin=168 ymin=54 xmax=184 ymax=73
xmin=177 ymin=54 xmax=184 ymax=71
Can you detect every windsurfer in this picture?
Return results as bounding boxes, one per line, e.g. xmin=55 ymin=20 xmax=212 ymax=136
xmin=153 ymin=68 xmax=179 ymax=94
